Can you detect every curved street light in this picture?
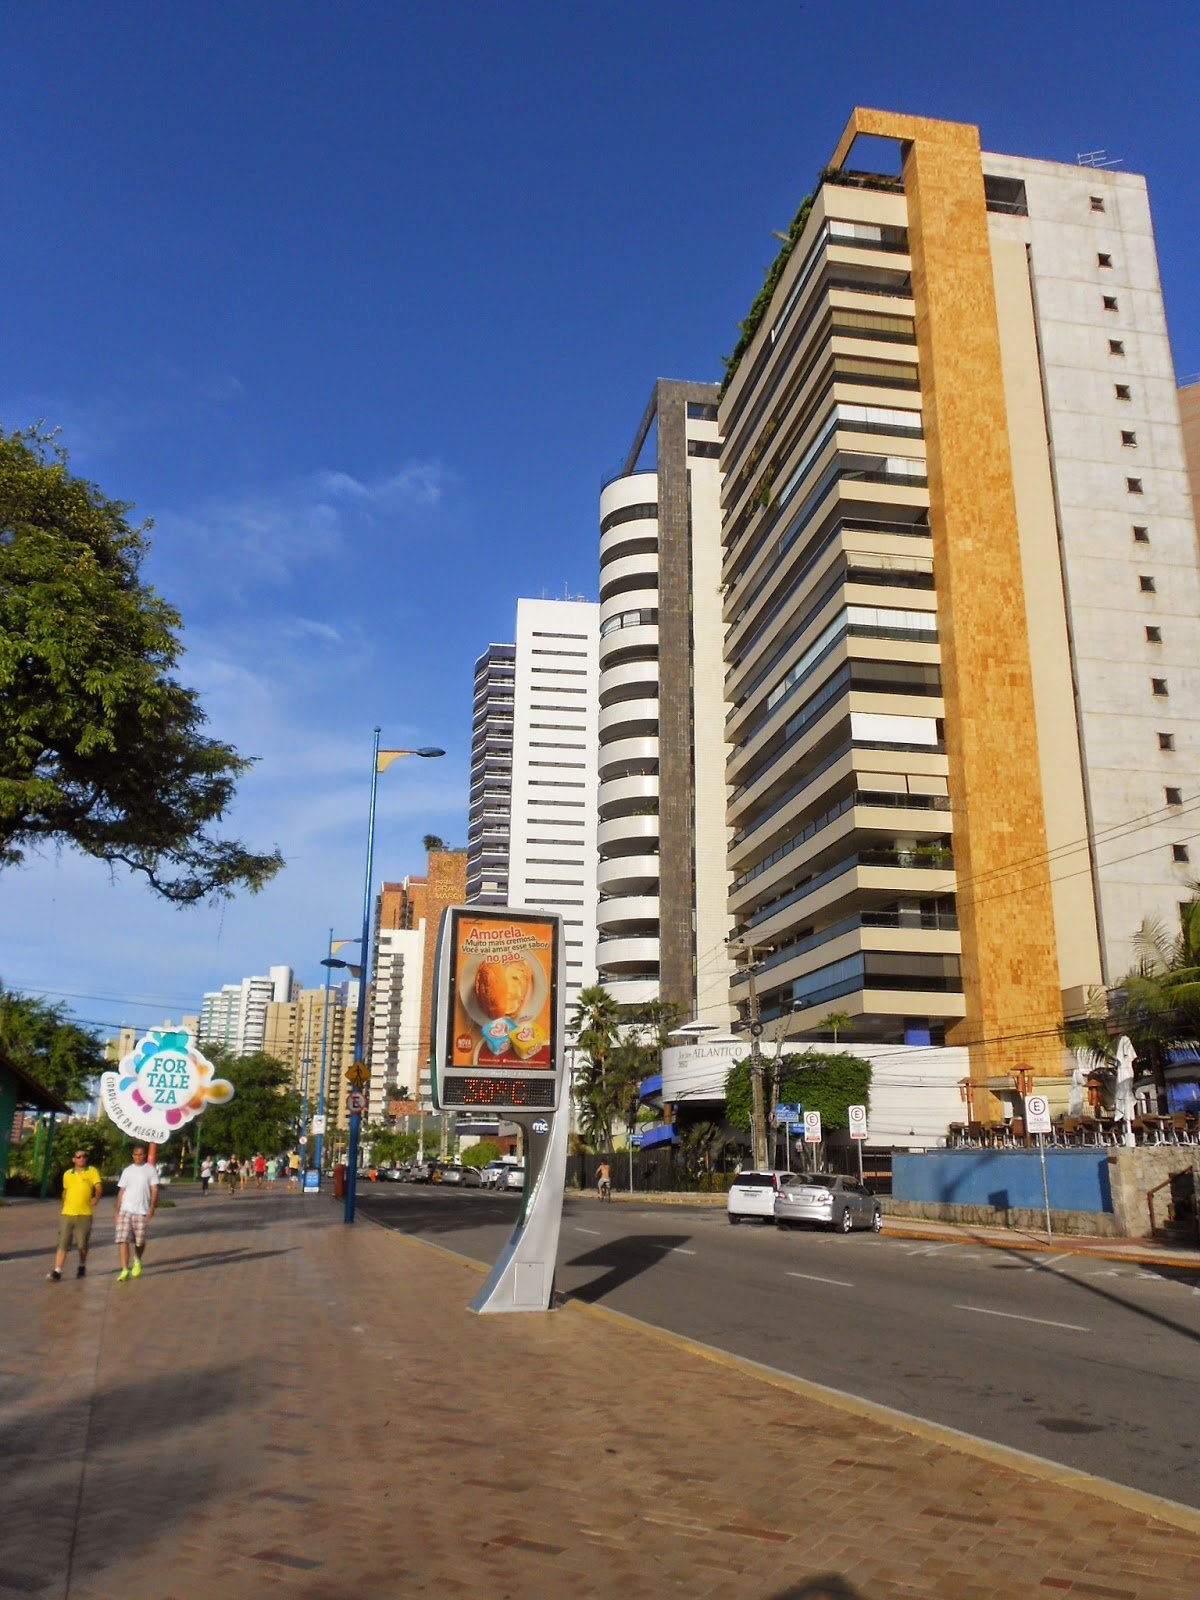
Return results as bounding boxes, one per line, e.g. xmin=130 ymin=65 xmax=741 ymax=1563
xmin=344 ymin=732 xmax=445 ymax=1224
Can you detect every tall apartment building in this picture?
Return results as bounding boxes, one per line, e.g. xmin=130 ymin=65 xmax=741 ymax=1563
xmin=263 ymin=984 xmax=358 ymax=1130
xmin=597 ymin=382 xmax=734 ymax=1019
xmin=505 ymin=597 xmax=600 ymax=1019
xmin=198 ymin=965 xmax=295 ymax=1056
xmin=720 ymin=108 xmax=1200 ymax=1100
xmin=466 ymin=643 xmax=515 ymax=904
xmin=366 ymin=924 xmax=424 ymax=1123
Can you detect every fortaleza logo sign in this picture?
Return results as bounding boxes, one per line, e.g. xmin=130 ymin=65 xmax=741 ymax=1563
xmin=100 ymin=1030 xmax=234 ymax=1143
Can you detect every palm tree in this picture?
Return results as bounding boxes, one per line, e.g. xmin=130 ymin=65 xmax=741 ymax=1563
xmin=570 ymin=985 xmax=622 ymax=1150
xmin=1064 ymin=893 xmax=1200 ymax=1108
xmin=821 ymin=1009 xmax=852 ymax=1045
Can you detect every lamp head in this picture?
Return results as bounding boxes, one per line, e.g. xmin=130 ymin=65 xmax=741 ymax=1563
xmin=321 ymin=958 xmax=349 ymax=970
xmin=415 ymin=747 xmax=445 ymax=758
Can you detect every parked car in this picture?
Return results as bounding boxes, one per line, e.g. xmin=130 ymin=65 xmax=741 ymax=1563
xmin=726 ymin=1170 xmax=790 ymax=1224
xmin=460 ymin=1165 xmax=484 ymax=1187
xmin=440 ymin=1164 xmax=466 ymax=1185
xmin=481 ymin=1160 xmax=510 ymax=1188
xmin=774 ymin=1173 xmax=882 ymax=1233
xmin=406 ymin=1161 xmax=435 ymax=1184
xmin=501 ymin=1164 xmax=526 ymax=1191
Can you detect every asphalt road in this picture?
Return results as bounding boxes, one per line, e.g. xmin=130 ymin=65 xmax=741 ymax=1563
xmin=357 ymin=1183 xmax=1200 ymax=1508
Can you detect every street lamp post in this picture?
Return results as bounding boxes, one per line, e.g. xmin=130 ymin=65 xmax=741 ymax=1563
xmin=316 ymin=930 xmax=361 ymax=1177
xmin=344 ymin=729 xmax=444 ymax=1224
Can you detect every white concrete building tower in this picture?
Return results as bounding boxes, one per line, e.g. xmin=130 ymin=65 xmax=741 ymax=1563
xmin=506 ymin=597 xmax=600 ymax=1018
xmin=466 ymin=643 xmax=515 ymax=905
xmin=198 ymin=965 xmax=295 ymax=1056
xmin=596 ymin=381 xmax=734 ymax=1019
xmin=366 ymin=925 xmax=424 ymax=1123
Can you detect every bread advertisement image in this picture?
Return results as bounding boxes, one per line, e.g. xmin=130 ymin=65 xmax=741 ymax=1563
xmin=451 ymin=913 xmax=555 ymax=1068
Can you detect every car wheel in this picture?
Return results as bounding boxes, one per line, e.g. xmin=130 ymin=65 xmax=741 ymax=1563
xmin=871 ymin=1207 xmax=882 ymax=1233
xmin=728 ymin=1214 xmax=740 ymax=1225
xmin=839 ymin=1206 xmax=853 ymax=1234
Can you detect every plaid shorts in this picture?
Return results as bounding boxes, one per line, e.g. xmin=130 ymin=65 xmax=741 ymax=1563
xmin=114 ymin=1210 xmax=148 ymax=1246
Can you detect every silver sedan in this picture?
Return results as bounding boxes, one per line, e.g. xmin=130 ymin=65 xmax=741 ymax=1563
xmin=774 ymin=1173 xmax=881 ymax=1234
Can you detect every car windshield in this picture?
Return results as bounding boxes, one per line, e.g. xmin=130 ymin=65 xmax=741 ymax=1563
xmin=785 ymin=1174 xmax=836 ymax=1189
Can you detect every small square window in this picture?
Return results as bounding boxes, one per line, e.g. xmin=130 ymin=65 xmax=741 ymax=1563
xmin=1098 ymin=253 xmax=1113 ymax=268
xmin=1146 ymin=625 xmax=1162 ymax=643
xmin=1103 ymin=295 xmax=1119 ymax=311
xmin=1158 ymin=732 xmax=1175 ymax=751
xmin=1165 ymin=787 xmax=1182 ymax=806
xmin=1121 ymin=430 xmax=1137 ymax=447
xmin=1127 ymin=477 xmax=1143 ymax=494
xmin=1115 ymin=384 xmax=1131 ymax=400
xmin=1172 ymin=844 xmax=1190 ymax=864
xmin=1133 ymin=525 xmax=1149 ymax=542
xmin=1090 ymin=196 xmax=1106 ymax=212
xmin=1139 ymin=575 xmax=1155 ymax=592
xmin=1152 ymin=678 xmax=1169 ymax=696
xmin=1109 ymin=339 xmax=1125 ymax=355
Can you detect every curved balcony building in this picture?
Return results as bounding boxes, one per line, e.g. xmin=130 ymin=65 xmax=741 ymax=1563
xmin=597 ymin=382 xmax=734 ymax=1019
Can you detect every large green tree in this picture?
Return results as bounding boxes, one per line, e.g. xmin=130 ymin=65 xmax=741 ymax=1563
xmin=726 ymin=1049 xmax=871 ymax=1162
xmin=0 ymin=427 xmax=283 ymax=902
xmin=0 ymin=985 xmax=106 ymax=1103
xmin=192 ymin=1051 xmax=300 ymax=1159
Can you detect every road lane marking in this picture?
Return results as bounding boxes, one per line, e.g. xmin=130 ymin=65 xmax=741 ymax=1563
xmin=787 ymin=1271 xmax=854 ymax=1288
xmin=954 ymin=1304 xmax=1088 ymax=1332
xmin=669 ymin=1247 xmax=696 ymax=1255
xmin=575 ymin=1227 xmax=602 ymax=1236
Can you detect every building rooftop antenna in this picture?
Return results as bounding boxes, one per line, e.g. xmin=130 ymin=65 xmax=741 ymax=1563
xmin=1077 ymin=149 xmax=1123 ymax=169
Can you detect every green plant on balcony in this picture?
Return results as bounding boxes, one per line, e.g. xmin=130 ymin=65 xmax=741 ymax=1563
xmin=720 ymin=190 xmax=817 ymax=398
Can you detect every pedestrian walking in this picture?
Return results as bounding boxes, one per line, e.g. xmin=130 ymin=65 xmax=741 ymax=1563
xmin=288 ymin=1150 xmax=301 ymax=1188
xmin=227 ymin=1154 xmax=240 ymax=1194
xmin=47 ymin=1148 xmax=103 ymax=1281
xmin=114 ymin=1146 xmax=159 ymax=1281
xmin=253 ymin=1152 xmax=266 ymax=1188
xmin=200 ymin=1155 xmax=213 ymax=1196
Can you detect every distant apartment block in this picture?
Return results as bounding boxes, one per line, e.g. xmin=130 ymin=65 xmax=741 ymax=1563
xmin=466 ymin=643 xmax=515 ymax=904
xmin=198 ymin=965 xmax=296 ymax=1056
xmin=263 ymin=984 xmax=358 ymax=1130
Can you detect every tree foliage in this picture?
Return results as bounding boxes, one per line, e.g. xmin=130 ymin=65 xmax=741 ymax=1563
xmin=725 ymin=1050 xmax=871 ymax=1135
xmin=570 ymin=989 xmax=684 ymax=1150
xmin=461 ymin=1138 xmax=501 ymax=1169
xmin=192 ymin=1050 xmax=300 ymax=1158
xmin=9 ymin=1112 xmax=134 ymax=1189
xmin=0 ymin=427 xmax=283 ymax=902
xmin=1065 ymin=893 xmax=1200 ymax=1097
xmin=0 ymin=985 xmax=106 ymax=1103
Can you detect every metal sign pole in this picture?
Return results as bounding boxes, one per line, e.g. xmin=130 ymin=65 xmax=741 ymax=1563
xmin=1038 ymin=1133 xmax=1053 ymax=1244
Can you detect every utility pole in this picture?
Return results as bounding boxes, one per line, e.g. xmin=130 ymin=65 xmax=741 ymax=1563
xmin=731 ymin=937 xmax=771 ymax=1170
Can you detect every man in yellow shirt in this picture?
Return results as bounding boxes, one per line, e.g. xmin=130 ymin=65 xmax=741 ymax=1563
xmin=47 ymin=1148 xmax=103 ymax=1281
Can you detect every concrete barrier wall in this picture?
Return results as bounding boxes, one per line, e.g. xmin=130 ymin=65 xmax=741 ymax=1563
xmin=893 ymin=1149 xmax=1112 ymax=1213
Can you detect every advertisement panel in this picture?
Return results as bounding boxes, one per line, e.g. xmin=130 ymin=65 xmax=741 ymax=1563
xmin=432 ymin=906 xmax=564 ymax=1114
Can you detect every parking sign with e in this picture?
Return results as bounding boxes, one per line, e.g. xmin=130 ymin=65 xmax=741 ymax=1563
xmin=848 ymin=1104 xmax=868 ymax=1140
xmin=803 ymin=1110 xmax=822 ymax=1143
xmin=1025 ymin=1094 xmax=1052 ymax=1134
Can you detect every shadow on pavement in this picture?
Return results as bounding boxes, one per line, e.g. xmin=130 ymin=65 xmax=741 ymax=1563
xmin=149 ymin=1246 xmax=294 ymax=1276
xmin=0 ymin=1362 xmax=252 ymax=1596
xmin=769 ymin=1581 xmax=866 ymax=1599
xmin=563 ymin=1234 xmax=694 ymax=1303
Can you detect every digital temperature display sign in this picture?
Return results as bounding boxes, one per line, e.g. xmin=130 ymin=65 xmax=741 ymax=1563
xmin=431 ymin=906 xmax=565 ymax=1116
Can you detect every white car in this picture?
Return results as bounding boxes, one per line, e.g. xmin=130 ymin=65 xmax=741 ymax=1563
xmin=501 ymin=1164 xmax=526 ymax=1191
xmin=481 ymin=1160 xmax=509 ymax=1188
xmin=726 ymin=1170 xmax=790 ymax=1224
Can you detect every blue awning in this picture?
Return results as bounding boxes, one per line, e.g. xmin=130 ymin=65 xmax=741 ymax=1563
xmin=634 ymin=1121 xmax=677 ymax=1148
xmin=639 ymin=1072 xmax=663 ymax=1100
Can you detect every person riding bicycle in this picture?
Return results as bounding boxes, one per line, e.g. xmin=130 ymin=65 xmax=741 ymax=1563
xmin=596 ymin=1160 xmax=611 ymax=1201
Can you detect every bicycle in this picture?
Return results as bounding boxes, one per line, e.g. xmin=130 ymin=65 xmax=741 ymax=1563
xmin=596 ymin=1173 xmax=612 ymax=1202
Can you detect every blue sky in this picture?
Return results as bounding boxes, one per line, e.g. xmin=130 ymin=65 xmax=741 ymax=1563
xmin=2 ymin=1 xmax=1198 ymax=1039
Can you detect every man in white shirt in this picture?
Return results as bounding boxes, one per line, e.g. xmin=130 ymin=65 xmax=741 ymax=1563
xmin=114 ymin=1146 xmax=160 ymax=1282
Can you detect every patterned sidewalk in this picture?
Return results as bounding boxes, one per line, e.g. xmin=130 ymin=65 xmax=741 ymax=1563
xmin=1 ymin=1187 xmax=1197 ymax=1600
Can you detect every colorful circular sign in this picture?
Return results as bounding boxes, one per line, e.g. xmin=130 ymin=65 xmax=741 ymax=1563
xmin=99 ymin=1030 xmax=234 ymax=1144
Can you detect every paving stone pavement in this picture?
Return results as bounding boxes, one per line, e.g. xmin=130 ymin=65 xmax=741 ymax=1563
xmin=2 ymin=1187 xmax=1198 ymax=1600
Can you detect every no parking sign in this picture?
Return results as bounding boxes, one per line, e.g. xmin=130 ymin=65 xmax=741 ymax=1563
xmin=803 ymin=1110 xmax=822 ymax=1144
